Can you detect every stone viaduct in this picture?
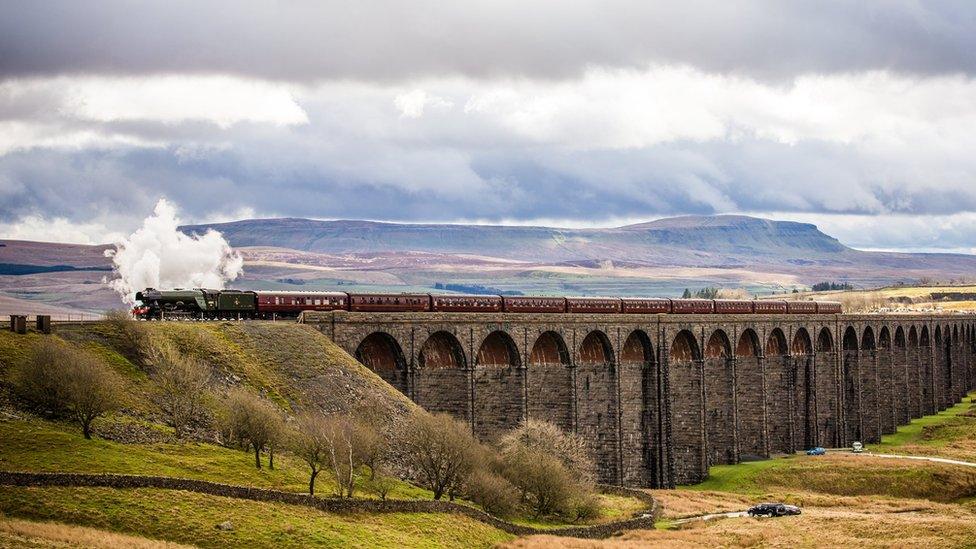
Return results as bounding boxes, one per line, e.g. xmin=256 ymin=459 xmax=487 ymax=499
xmin=303 ymin=311 xmax=976 ymax=488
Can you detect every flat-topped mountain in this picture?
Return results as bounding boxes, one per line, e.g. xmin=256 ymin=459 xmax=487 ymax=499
xmin=181 ymin=215 xmax=851 ymax=266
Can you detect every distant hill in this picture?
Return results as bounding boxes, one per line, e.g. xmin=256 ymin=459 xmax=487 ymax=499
xmin=5 ymin=215 xmax=976 ymax=314
xmin=181 ymin=215 xmax=975 ymax=276
xmin=181 ymin=215 xmax=850 ymax=266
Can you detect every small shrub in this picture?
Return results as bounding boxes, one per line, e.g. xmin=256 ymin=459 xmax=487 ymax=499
xmin=503 ymin=449 xmax=578 ymax=517
xmin=12 ymin=339 xmax=122 ymax=439
xmin=149 ymin=342 xmax=212 ymax=439
xmin=466 ymin=469 xmax=518 ymax=517
xmin=570 ymin=492 xmax=602 ymax=523
xmin=102 ymin=309 xmax=149 ymax=366
xmin=219 ymin=389 xmax=284 ymax=469
xmin=365 ymin=471 xmax=399 ymax=501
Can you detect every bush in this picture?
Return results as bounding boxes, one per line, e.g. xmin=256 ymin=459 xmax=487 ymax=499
xmin=364 ymin=471 xmax=399 ymax=501
xmin=399 ymin=412 xmax=483 ymax=500
xmin=219 ymin=389 xmax=284 ymax=469
xmin=504 ymin=449 xmax=578 ymax=517
xmin=12 ymin=339 xmax=122 ymax=439
xmin=466 ymin=469 xmax=518 ymax=517
xmin=498 ymin=419 xmax=596 ymax=483
xmin=498 ymin=420 xmax=598 ymax=519
xmin=149 ymin=343 xmax=212 ymax=439
xmin=102 ymin=309 xmax=148 ymax=366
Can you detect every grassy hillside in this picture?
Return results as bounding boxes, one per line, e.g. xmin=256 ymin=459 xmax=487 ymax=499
xmin=0 ymin=487 xmax=513 ymax=549
xmin=0 ymin=321 xmax=416 ymax=434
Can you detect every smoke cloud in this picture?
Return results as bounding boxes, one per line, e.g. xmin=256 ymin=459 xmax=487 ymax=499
xmin=106 ymin=198 xmax=243 ymax=304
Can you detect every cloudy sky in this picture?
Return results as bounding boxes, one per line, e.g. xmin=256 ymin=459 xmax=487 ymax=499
xmin=1 ymin=1 xmax=975 ymax=252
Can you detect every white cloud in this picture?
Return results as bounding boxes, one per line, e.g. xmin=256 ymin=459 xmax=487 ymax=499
xmin=0 ymin=214 xmax=124 ymax=244
xmin=394 ymin=89 xmax=454 ymax=118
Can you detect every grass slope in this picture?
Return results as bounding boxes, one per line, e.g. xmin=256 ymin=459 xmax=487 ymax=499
xmin=0 ymin=487 xmax=513 ymax=549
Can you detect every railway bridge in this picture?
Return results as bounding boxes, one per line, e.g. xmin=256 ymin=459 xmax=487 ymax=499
xmin=302 ymin=311 xmax=976 ymax=488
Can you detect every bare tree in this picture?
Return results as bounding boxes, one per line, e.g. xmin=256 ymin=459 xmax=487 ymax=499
xmin=290 ymin=413 xmax=329 ymax=496
xmin=399 ymin=412 xmax=482 ymax=500
xmin=13 ymin=339 xmax=122 ymax=439
xmin=220 ymin=389 xmax=283 ymax=469
xmin=503 ymin=449 xmax=577 ymax=518
xmin=149 ymin=343 xmax=211 ymax=439
xmin=321 ymin=414 xmax=364 ymax=498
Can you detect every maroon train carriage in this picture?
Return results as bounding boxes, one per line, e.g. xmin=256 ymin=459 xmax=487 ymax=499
xmin=431 ymin=294 xmax=504 ymax=312
xmin=348 ymin=293 xmax=431 ymax=312
xmin=255 ymin=291 xmax=347 ymax=317
xmin=501 ymin=296 xmax=568 ymax=313
xmin=713 ymin=299 xmax=755 ymax=314
xmin=620 ymin=298 xmax=672 ymax=314
xmin=786 ymin=301 xmax=818 ymax=314
xmin=754 ymin=300 xmax=788 ymax=314
xmin=671 ymin=299 xmax=715 ymax=314
xmin=565 ymin=296 xmax=622 ymax=314
xmin=815 ymin=301 xmax=843 ymax=314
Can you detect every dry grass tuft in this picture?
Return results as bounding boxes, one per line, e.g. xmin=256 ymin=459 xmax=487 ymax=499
xmin=0 ymin=515 xmax=192 ymax=548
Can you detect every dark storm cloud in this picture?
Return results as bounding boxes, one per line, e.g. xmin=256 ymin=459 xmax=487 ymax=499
xmin=4 ymin=136 xmax=976 ymax=236
xmin=2 ymin=0 xmax=975 ymax=81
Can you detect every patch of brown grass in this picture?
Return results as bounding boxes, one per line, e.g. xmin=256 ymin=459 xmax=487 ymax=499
xmin=649 ymin=490 xmax=756 ymax=519
xmin=0 ymin=515 xmax=192 ymax=548
xmin=504 ymin=504 xmax=976 ymax=548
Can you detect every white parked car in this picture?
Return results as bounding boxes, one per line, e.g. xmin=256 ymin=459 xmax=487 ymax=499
xmin=852 ymin=441 xmax=864 ymax=453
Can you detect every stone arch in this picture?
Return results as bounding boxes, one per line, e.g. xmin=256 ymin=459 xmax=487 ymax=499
xmin=579 ymin=330 xmax=615 ymax=366
xmin=791 ymin=328 xmax=815 ymax=450
xmin=765 ymin=328 xmax=792 ymax=453
xmin=862 ymin=326 xmax=876 ymax=350
xmin=706 ymin=330 xmax=732 ymax=359
xmin=620 ymin=330 xmax=662 ymax=487
xmin=704 ymin=329 xmax=735 ymax=465
xmin=842 ymin=326 xmax=860 ymax=444
xmin=816 ymin=327 xmax=838 ymax=446
xmin=473 ymin=331 xmax=522 ymax=441
xmin=735 ymin=329 xmax=765 ymax=459
xmin=766 ymin=329 xmax=788 ymax=357
xmin=355 ymin=332 xmax=408 ymax=394
xmin=737 ymin=329 xmax=761 ymax=357
xmin=526 ymin=331 xmax=573 ymax=433
xmin=476 ymin=331 xmax=520 ymax=368
xmin=577 ymin=330 xmax=619 ymax=483
xmin=791 ymin=329 xmax=813 ymax=355
xmin=668 ymin=329 xmax=705 ymax=484
xmin=415 ymin=331 xmax=468 ymax=420
xmin=895 ymin=326 xmax=906 ymax=348
xmin=817 ymin=328 xmax=834 ymax=352
xmin=671 ymin=330 xmax=701 ymax=363
xmin=418 ymin=331 xmax=466 ymax=370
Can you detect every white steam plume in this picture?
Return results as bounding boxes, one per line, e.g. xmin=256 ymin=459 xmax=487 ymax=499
xmin=106 ymin=198 xmax=244 ymax=304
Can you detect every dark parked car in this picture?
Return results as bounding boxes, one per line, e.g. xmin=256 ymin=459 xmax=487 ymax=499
xmin=748 ymin=503 xmax=801 ymax=517
xmin=806 ymin=447 xmax=826 ymax=456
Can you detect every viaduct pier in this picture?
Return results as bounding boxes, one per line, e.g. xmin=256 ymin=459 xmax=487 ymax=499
xmin=303 ymin=311 xmax=975 ymax=488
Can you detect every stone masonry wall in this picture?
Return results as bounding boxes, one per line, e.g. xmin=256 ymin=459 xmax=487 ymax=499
xmin=305 ymin=311 xmax=974 ymax=489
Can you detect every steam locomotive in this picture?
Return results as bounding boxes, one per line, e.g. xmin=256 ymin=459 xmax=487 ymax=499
xmin=132 ymin=288 xmax=842 ymax=320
